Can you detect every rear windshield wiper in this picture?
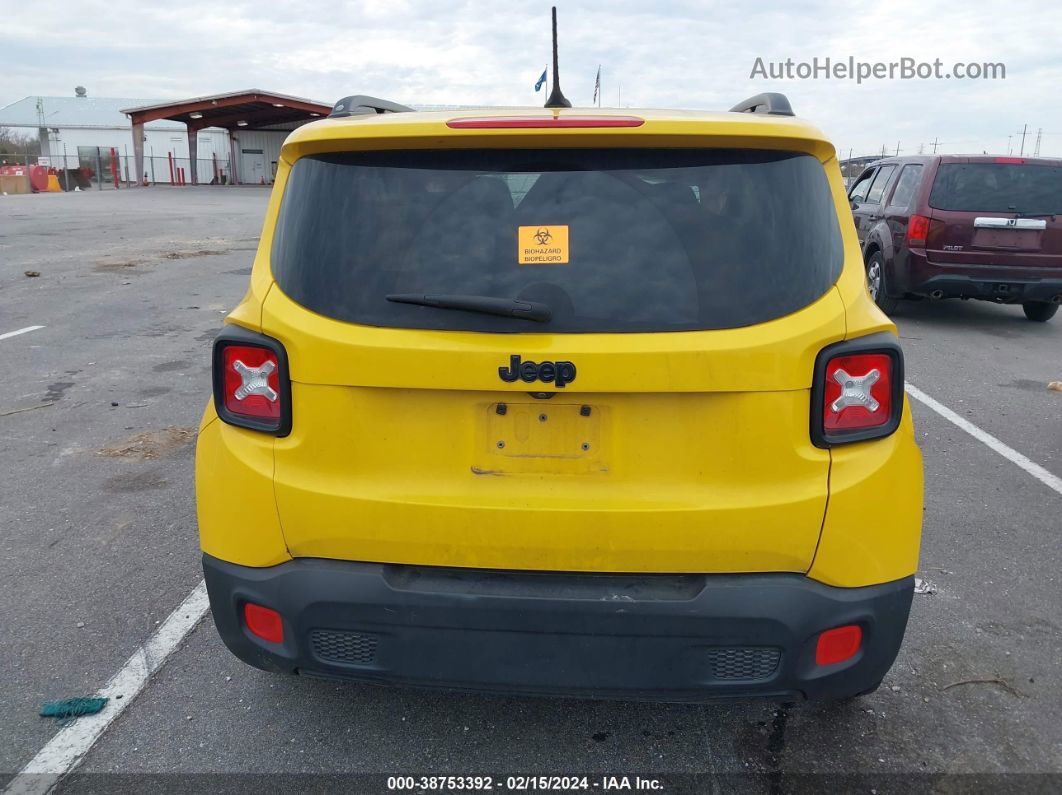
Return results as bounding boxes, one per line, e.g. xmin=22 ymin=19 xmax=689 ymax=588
xmin=1014 ymin=211 xmax=1057 ymax=219
xmin=386 ymin=293 xmax=552 ymax=323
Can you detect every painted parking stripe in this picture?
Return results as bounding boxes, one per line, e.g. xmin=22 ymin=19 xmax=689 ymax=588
xmin=907 ymin=382 xmax=1062 ymax=497
xmin=3 ymin=580 xmax=209 ymax=795
xmin=0 ymin=325 xmax=45 ymax=341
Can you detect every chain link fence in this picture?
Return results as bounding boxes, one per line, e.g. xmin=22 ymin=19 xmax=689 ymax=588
xmin=0 ymin=150 xmax=234 ymax=191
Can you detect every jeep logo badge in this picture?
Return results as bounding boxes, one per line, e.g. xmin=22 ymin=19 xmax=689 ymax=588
xmin=498 ymin=355 xmax=576 ymax=388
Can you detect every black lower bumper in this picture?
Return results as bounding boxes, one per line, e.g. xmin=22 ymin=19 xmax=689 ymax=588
xmin=913 ymin=274 xmax=1062 ymax=303
xmin=203 ymin=554 xmax=913 ymax=703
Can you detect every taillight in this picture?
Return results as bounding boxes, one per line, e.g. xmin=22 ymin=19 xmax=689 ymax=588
xmin=907 ymin=214 xmax=930 ymax=245
xmin=816 ymin=625 xmax=862 ymax=666
xmin=222 ymin=345 xmax=280 ymax=420
xmin=212 ymin=327 xmax=291 ymax=435
xmin=244 ymin=602 xmax=284 ymax=644
xmin=811 ymin=334 xmax=904 ymax=447
xmin=823 ymin=353 xmax=893 ymax=431
xmin=994 ymin=157 xmax=1024 ymax=164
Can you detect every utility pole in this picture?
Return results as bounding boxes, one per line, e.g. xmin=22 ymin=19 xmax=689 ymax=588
xmin=895 ymin=141 xmax=901 ymax=156
xmin=1034 ymin=128 xmax=1042 ymax=157
xmin=918 ymin=143 xmax=924 ymax=154
xmin=1018 ymin=123 xmax=1028 ymax=156
xmin=931 ymin=137 xmax=940 ymax=153
xmin=1007 ymin=135 xmax=1012 ymax=155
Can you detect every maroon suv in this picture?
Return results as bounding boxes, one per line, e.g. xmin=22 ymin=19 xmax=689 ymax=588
xmin=848 ymin=155 xmax=1062 ymax=321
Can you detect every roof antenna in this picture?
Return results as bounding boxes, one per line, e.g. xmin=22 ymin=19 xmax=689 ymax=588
xmin=544 ymin=6 xmax=572 ymax=109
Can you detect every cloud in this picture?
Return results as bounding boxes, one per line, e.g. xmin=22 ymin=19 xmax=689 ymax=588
xmin=2 ymin=0 xmax=1061 ymax=156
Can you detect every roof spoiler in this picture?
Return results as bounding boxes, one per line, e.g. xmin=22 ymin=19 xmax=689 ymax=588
xmin=328 ymin=95 xmax=415 ymax=118
xmin=729 ymin=93 xmax=794 ymax=117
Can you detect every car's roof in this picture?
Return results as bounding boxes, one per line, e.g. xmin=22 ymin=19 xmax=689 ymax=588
xmin=866 ymin=154 xmax=1062 ymax=168
xmin=281 ymin=106 xmax=835 ymax=160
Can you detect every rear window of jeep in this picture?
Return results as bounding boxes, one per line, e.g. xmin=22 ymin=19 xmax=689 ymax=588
xmin=271 ymin=148 xmax=843 ymax=333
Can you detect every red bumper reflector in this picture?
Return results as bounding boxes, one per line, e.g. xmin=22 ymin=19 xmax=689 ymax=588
xmin=446 ymin=115 xmax=644 ymax=129
xmin=244 ymin=602 xmax=284 ymax=644
xmin=816 ymin=624 xmax=862 ymax=665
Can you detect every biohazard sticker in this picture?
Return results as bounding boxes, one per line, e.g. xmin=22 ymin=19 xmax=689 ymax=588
xmin=518 ymin=225 xmax=569 ymax=264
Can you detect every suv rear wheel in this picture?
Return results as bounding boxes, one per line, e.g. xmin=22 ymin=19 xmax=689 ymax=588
xmin=1022 ymin=301 xmax=1058 ymax=322
xmin=865 ymin=251 xmax=898 ymax=314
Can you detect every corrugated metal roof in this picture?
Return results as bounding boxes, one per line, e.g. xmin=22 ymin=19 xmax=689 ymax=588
xmin=0 ymin=96 xmax=184 ymax=129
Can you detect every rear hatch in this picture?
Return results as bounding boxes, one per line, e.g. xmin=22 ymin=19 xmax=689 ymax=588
xmin=925 ymin=158 xmax=1062 ymax=270
xmin=263 ymin=141 xmax=847 ymax=573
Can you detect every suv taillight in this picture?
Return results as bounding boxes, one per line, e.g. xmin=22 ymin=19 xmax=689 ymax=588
xmin=212 ymin=327 xmax=291 ymax=435
xmin=907 ymin=214 xmax=930 ymax=245
xmin=811 ymin=334 xmax=904 ymax=447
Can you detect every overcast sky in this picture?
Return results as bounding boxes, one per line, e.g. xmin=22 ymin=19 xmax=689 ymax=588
xmin=2 ymin=0 xmax=1061 ymax=158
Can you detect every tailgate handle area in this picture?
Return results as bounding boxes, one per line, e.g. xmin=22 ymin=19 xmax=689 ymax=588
xmin=974 ymin=217 xmax=1047 ymax=230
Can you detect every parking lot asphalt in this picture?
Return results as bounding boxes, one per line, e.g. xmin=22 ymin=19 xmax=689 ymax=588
xmin=1 ymin=188 xmax=1060 ymax=792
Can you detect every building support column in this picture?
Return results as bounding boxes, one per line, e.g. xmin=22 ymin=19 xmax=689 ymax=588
xmin=187 ymin=127 xmax=199 ymax=185
xmin=228 ymin=129 xmax=240 ymax=185
xmin=132 ymin=121 xmax=145 ymax=185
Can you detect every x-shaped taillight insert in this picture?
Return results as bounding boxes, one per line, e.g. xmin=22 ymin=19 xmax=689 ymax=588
xmin=232 ymin=359 xmax=278 ymax=401
xmin=830 ymin=367 xmax=880 ymax=413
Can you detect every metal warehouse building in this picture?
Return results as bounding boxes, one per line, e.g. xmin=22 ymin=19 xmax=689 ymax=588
xmin=0 ymin=88 xmax=331 ymax=186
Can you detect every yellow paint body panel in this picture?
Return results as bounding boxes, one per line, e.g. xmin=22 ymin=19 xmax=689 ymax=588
xmin=272 ymin=384 xmax=830 ymax=572
xmin=196 ymin=410 xmax=290 ymax=567
xmin=196 ymin=106 xmax=922 ymax=586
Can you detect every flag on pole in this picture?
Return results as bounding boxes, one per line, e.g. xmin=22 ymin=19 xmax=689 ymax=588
xmin=535 ymin=68 xmax=547 ymax=92
xmin=593 ymin=65 xmax=601 ymax=106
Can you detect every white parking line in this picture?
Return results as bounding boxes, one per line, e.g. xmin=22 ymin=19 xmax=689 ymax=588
xmin=0 ymin=325 xmax=45 ymax=341
xmin=5 ymin=384 xmax=1060 ymax=794
xmin=3 ymin=580 xmax=209 ymax=795
xmin=907 ymin=382 xmax=1062 ymax=497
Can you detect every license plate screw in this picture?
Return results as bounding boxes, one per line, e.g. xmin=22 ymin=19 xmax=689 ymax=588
xmin=580 ymin=405 xmax=591 ymax=416
xmin=496 ymin=403 xmax=507 ymax=415
xmin=581 ymin=442 xmax=590 ymax=451
xmin=496 ymin=440 xmax=505 ymax=449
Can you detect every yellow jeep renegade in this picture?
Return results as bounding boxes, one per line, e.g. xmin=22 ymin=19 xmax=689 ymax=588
xmin=197 ymin=91 xmax=923 ymax=702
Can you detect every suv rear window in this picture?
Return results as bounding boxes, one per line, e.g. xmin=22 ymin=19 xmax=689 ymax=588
xmin=929 ymin=163 xmax=1062 ymax=214
xmin=271 ymin=149 xmax=843 ymax=333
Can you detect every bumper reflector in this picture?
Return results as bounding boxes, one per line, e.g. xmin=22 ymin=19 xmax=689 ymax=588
xmin=816 ymin=624 xmax=862 ymax=665
xmin=244 ymin=602 xmax=284 ymax=644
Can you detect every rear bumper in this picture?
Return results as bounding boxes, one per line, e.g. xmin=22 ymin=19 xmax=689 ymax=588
xmin=203 ymin=554 xmax=913 ymax=702
xmin=901 ymin=251 xmax=1062 ymax=302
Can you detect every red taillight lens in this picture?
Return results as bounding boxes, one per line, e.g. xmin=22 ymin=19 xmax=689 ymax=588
xmin=823 ymin=353 xmax=893 ymax=431
xmin=816 ymin=625 xmax=862 ymax=665
xmin=446 ymin=115 xmax=644 ymax=129
xmin=994 ymin=157 xmax=1024 ymax=164
xmin=221 ymin=345 xmax=280 ymax=420
xmin=907 ymin=214 xmax=930 ymax=245
xmin=812 ymin=335 xmax=904 ymax=447
xmin=244 ymin=602 xmax=284 ymax=644
xmin=213 ymin=330 xmax=290 ymax=435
